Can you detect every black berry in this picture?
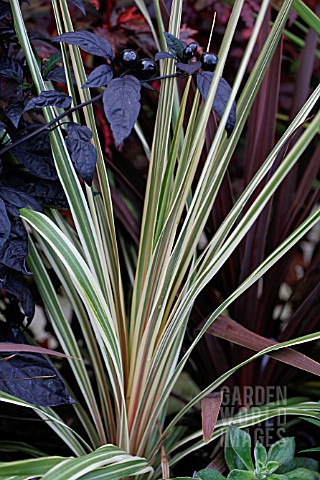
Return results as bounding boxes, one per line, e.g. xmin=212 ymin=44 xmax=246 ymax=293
xmin=135 ymin=59 xmax=157 ymax=79
xmin=200 ymin=52 xmax=218 ymax=71
xmin=119 ymin=49 xmax=139 ymax=69
xmin=182 ymin=42 xmax=198 ymax=61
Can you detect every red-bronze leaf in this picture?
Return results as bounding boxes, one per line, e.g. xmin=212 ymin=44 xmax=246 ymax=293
xmin=201 ymin=391 xmax=223 ymax=443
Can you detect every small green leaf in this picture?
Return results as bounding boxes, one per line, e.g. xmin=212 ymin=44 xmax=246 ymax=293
xmin=163 ymin=32 xmax=185 ymax=58
xmin=267 ymin=438 xmax=295 ymax=466
xmin=266 ymin=461 xmax=280 ymax=474
xmin=19 ymin=82 xmax=32 ymax=90
xmin=277 ymin=458 xmax=319 ymax=474
xmin=225 ymin=427 xmax=254 ymax=471
xmin=196 ymin=468 xmax=227 ymax=479
xmin=254 ymin=443 xmax=267 ymax=467
xmin=42 ymin=53 xmax=63 ymax=77
xmin=285 ymin=468 xmax=320 ymax=480
xmin=227 ymin=470 xmax=254 ymax=479
xmin=266 ymin=475 xmax=288 ymax=480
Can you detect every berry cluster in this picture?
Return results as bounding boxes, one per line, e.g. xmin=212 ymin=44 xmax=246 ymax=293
xmin=119 ymin=49 xmax=157 ymax=80
xmin=181 ymin=42 xmax=219 ymax=71
xmin=118 ymin=43 xmax=219 ymax=81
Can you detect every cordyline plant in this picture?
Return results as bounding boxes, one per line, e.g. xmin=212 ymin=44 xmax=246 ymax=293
xmin=0 ymin=0 xmax=320 ymax=478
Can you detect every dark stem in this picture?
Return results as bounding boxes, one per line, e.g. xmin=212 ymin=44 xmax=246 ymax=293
xmin=120 ymin=72 xmax=180 ymax=81
xmin=0 ymin=92 xmax=103 ymax=156
xmin=143 ymin=73 xmax=180 ymax=82
xmin=0 ymin=73 xmax=181 ymax=156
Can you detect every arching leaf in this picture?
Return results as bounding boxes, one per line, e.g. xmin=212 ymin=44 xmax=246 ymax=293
xmin=23 ymin=91 xmax=72 ymax=112
xmin=67 ymin=0 xmax=86 ymax=15
xmin=53 ymin=31 xmax=113 ymax=60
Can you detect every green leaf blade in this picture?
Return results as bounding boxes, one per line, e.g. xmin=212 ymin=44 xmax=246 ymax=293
xmin=225 ymin=427 xmax=254 ymax=471
xmin=267 ymin=438 xmax=295 ymax=466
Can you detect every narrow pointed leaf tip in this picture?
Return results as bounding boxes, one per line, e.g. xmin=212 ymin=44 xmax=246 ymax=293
xmin=201 ymin=392 xmax=223 ymax=443
xmin=0 ymin=343 xmax=74 ymax=358
xmin=205 ymin=316 xmax=320 ymax=376
xmin=197 ymin=71 xmax=236 ymax=136
xmin=103 ymin=75 xmax=141 ymax=147
xmin=67 ymin=0 xmax=86 ymax=15
xmin=52 ymin=31 xmax=114 ymax=60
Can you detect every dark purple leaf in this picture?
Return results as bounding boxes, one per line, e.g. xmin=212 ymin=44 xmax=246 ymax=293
xmin=0 ymin=57 xmax=23 ymax=83
xmin=29 ymin=182 xmax=68 ymax=208
xmin=4 ymin=275 xmax=35 ymax=321
xmin=43 ymin=66 xmax=76 ymax=84
xmin=103 ymin=75 xmax=141 ymax=147
xmin=0 ymin=325 xmax=74 ymax=407
xmin=82 ymin=64 xmax=113 ymax=88
xmin=52 ymin=30 xmax=113 ymax=60
xmin=163 ymin=32 xmax=186 ymax=59
xmin=2 ymin=205 xmax=19 ymax=218
xmin=5 ymin=102 xmax=24 ymax=128
xmin=0 ymin=186 xmax=42 ymax=212
xmin=67 ymin=0 xmax=86 ymax=15
xmin=12 ymin=147 xmax=57 ymax=181
xmin=0 ymin=220 xmax=29 ymax=274
xmin=0 ymin=197 xmax=11 ymax=251
xmin=197 ymin=71 xmax=236 ymax=136
xmin=0 ymin=172 xmax=67 ymax=209
xmin=176 ymin=61 xmax=201 ymax=75
xmin=0 ymin=121 xmax=6 ymax=134
xmin=0 ymin=2 xmax=11 ymax=20
xmin=23 ymin=90 xmax=72 ymax=112
xmin=155 ymin=51 xmax=176 ymax=61
xmin=12 ymin=145 xmax=57 ymax=181
xmin=65 ymin=124 xmax=97 ymax=185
